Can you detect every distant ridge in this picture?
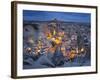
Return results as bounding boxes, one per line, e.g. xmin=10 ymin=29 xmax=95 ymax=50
xmin=23 ymin=20 xmax=90 ymax=26
xmin=23 ymin=20 xmax=90 ymax=24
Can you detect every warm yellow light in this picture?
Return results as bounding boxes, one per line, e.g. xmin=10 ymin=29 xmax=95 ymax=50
xmin=58 ymin=37 xmax=62 ymax=40
xmin=61 ymin=47 xmax=65 ymax=51
xmin=47 ymin=33 xmax=52 ymax=40
xmin=53 ymin=30 xmax=56 ymax=35
xmin=55 ymin=38 xmax=61 ymax=44
xmin=51 ymin=37 xmax=55 ymax=41
xmin=38 ymin=50 xmax=41 ymax=53
xmin=81 ymin=48 xmax=84 ymax=52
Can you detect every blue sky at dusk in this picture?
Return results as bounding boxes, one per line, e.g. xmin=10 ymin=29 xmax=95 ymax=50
xmin=23 ymin=10 xmax=91 ymax=23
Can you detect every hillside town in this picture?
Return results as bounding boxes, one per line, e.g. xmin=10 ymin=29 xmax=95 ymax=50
xmin=23 ymin=19 xmax=91 ymax=69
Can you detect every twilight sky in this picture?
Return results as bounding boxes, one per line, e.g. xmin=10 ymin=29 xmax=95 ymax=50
xmin=23 ymin=10 xmax=91 ymax=23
